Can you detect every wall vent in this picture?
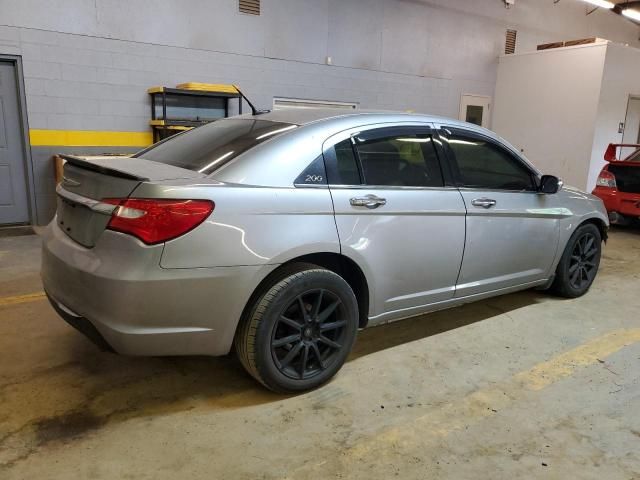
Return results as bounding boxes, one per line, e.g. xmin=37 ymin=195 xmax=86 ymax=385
xmin=239 ymin=0 xmax=260 ymax=15
xmin=505 ymin=29 xmax=517 ymax=55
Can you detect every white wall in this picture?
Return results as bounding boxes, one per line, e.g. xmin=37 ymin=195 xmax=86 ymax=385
xmin=1 ymin=0 xmax=640 ymax=222
xmin=0 ymin=0 xmax=639 ymax=119
xmin=492 ymin=43 xmax=607 ymax=190
xmin=589 ymin=43 xmax=640 ymax=190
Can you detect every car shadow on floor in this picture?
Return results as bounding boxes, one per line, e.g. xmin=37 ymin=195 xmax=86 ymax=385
xmin=2 ymin=289 xmax=549 ymax=452
xmin=76 ymin=291 xmax=544 ymax=405
xmin=349 ymin=290 xmax=546 ymax=361
xmin=609 ymin=223 xmax=640 ymax=235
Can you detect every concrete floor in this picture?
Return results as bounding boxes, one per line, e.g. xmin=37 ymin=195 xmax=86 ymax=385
xmin=0 ymin=228 xmax=639 ymax=479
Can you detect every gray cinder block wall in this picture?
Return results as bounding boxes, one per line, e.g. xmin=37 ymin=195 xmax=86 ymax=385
xmin=0 ymin=0 xmax=638 ymax=224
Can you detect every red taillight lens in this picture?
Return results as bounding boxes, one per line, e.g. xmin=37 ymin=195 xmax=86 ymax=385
xmin=102 ymin=198 xmax=214 ymax=245
xmin=595 ymin=170 xmax=617 ymax=189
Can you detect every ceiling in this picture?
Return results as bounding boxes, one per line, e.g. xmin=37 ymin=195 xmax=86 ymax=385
xmin=612 ymin=1 xmax=640 ymax=24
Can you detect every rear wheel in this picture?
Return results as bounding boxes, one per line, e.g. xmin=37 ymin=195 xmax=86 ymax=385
xmin=551 ymin=223 xmax=602 ymax=298
xmin=235 ymin=264 xmax=358 ymax=393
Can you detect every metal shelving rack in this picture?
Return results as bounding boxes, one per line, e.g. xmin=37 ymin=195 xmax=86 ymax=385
xmin=147 ymin=83 xmax=243 ymax=142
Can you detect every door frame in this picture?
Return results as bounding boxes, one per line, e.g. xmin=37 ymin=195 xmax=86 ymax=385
xmin=459 ymin=94 xmax=491 ymax=129
xmin=0 ymin=54 xmax=35 ymax=225
xmin=621 ymin=94 xmax=640 ymax=158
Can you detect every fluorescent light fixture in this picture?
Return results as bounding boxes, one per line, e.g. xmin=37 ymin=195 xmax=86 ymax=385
xmin=622 ymin=8 xmax=640 ymax=21
xmin=255 ymin=125 xmax=297 ymax=140
xmin=581 ymin=0 xmax=614 ymax=9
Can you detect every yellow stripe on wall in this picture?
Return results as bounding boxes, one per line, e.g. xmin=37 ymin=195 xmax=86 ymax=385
xmin=29 ymin=129 xmax=153 ymax=147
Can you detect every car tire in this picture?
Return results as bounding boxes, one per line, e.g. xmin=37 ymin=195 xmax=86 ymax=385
xmin=550 ymin=223 xmax=602 ymax=298
xmin=235 ymin=263 xmax=359 ymax=393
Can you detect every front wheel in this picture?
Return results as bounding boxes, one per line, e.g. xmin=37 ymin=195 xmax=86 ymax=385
xmin=235 ymin=265 xmax=359 ymax=393
xmin=551 ymin=223 xmax=602 ymax=298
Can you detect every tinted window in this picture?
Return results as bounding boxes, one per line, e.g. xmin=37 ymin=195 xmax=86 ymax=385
xmin=324 ymin=139 xmax=361 ymax=185
xmin=134 ymin=119 xmax=296 ymax=174
xmin=624 ymin=149 xmax=640 ymax=163
xmin=354 ymin=132 xmax=443 ymax=187
xmin=294 ymin=155 xmax=327 ymax=186
xmin=445 ymin=132 xmax=535 ymax=191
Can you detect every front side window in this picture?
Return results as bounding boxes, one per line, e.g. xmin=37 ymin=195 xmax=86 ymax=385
xmin=443 ymin=130 xmax=536 ymax=191
xmin=354 ymin=131 xmax=444 ymax=187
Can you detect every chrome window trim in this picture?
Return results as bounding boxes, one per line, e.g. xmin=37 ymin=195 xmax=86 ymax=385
xmin=327 ymin=184 xmax=458 ymax=191
xmin=293 ymin=183 xmax=329 ymax=189
xmin=456 ymin=186 xmax=543 ymax=195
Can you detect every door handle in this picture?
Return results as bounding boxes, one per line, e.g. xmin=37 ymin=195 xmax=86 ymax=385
xmin=471 ymin=198 xmax=497 ymax=209
xmin=350 ymin=194 xmax=387 ymax=209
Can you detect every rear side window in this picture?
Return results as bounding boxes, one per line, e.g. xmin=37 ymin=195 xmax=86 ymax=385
xmin=324 ymin=139 xmax=361 ymax=185
xmin=134 ymin=119 xmax=296 ymax=175
xmin=624 ymin=150 xmax=640 ymax=162
xmin=354 ymin=131 xmax=444 ymax=187
xmin=443 ymin=130 xmax=535 ymax=191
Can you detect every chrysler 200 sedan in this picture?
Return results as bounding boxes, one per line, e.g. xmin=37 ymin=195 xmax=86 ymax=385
xmin=42 ymin=110 xmax=609 ymax=392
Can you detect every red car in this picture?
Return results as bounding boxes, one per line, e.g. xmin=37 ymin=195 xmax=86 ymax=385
xmin=593 ymin=143 xmax=640 ymax=225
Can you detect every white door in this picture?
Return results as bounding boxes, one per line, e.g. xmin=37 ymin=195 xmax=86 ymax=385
xmin=459 ymin=95 xmax=491 ymax=128
xmin=621 ymin=96 xmax=640 ymax=158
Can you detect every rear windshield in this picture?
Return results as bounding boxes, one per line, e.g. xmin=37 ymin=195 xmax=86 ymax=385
xmin=134 ymin=119 xmax=297 ymax=174
xmin=625 ymin=150 xmax=640 ymax=162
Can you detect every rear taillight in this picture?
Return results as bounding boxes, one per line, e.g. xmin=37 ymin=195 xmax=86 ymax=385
xmin=102 ymin=198 xmax=214 ymax=245
xmin=595 ymin=170 xmax=617 ymax=189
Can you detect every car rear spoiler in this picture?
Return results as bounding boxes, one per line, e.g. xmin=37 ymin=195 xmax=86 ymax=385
xmin=60 ymin=154 xmax=148 ymax=181
xmin=604 ymin=143 xmax=640 ymax=162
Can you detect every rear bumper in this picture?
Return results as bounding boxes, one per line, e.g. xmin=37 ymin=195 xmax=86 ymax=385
xmin=592 ymin=187 xmax=640 ymax=218
xmin=41 ymin=221 xmax=273 ymax=356
xmin=46 ymin=293 xmax=115 ymax=352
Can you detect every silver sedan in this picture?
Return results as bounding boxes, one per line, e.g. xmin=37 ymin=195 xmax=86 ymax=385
xmin=42 ymin=110 xmax=609 ymax=392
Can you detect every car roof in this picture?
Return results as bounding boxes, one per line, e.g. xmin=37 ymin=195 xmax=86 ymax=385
xmin=235 ymin=108 xmax=471 ymax=129
xmin=233 ymin=108 xmax=530 ymax=164
xmin=213 ymin=108 xmax=540 ymax=187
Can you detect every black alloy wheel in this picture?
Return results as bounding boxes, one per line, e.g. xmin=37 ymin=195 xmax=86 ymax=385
xmin=568 ymin=231 xmax=599 ymax=290
xmin=271 ymin=289 xmax=348 ymax=380
xmin=551 ymin=223 xmax=602 ymax=298
xmin=235 ymin=264 xmax=359 ymax=393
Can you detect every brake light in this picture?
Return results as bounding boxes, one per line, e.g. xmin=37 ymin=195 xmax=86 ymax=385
xmin=102 ymin=198 xmax=214 ymax=244
xmin=595 ymin=170 xmax=617 ymax=189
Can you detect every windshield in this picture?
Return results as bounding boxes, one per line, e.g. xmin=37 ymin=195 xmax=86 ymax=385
xmin=134 ymin=119 xmax=297 ymax=174
xmin=624 ymin=149 xmax=640 ymax=163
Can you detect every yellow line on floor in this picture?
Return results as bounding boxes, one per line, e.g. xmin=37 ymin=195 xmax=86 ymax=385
xmin=285 ymin=328 xmax=640 ymax=478
xmin=0 ymin=292 xmax=46 ymax=307
xmin=515 ymin=328 xmax=640 ymax=391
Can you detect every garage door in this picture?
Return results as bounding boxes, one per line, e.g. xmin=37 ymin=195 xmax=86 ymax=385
xmin=0 ymin=61 xmax=29 ymax=225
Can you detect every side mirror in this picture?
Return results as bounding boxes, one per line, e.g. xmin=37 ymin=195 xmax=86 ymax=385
xmin=539 ymin=175 xmax=563 ymax=194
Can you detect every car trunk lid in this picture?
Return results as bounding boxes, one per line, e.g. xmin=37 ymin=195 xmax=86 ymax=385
xmin=607 ymin=163 xmax=640 ymax=194
xmin=55 ymin=155 xmax=206 ymax=247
